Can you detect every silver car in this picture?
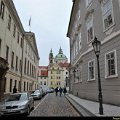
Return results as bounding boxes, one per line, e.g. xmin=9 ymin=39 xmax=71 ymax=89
xmin=31 ymin=90 xmax=42 ymax=100
xmin=0 ymin=92 xmax=34 ymax=116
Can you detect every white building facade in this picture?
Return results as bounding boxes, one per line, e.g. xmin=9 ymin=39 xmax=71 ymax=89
xmin=67 ymin=0 xmax=120 ymax=106
xmin=0 ymin=0 xmax=39 ymax=96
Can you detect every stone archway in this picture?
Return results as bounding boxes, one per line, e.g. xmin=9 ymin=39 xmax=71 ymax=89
xmin=0 ymin=57 xmax=9 ymax=101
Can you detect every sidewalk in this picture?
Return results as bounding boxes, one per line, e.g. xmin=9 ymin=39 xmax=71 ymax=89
xmin=66 ymin=93 xmax=120 ymax=117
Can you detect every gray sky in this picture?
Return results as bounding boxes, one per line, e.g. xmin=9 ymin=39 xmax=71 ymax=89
xmin=13 ymin=0 xmax=73 ymax=66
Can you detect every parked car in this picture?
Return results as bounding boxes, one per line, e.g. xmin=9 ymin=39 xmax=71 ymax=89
xmin=46 ymin=88 xmax=54 ymax=93
xmin=31 ymin=90 xmax=42 ymax=100
xmin=0 ymin=92 xmax=34 ymax=116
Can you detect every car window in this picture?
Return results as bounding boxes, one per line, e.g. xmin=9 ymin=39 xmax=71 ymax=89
xmin=34 ymin=90 xmax=40 ymax=94
xmin=20 ymin=94 xmax=27 ymax=100
xmin=6 ymin=94 xmax=21 ymax=101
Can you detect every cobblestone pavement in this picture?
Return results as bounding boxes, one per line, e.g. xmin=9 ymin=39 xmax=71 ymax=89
xmin=29 ymin=93 xmax=80 ymax=117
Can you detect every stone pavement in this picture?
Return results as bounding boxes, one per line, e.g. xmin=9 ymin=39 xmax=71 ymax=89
xmin=66 ymin=93 xmax=120 ymax=117
xmin=29 ymin=93 xmax=80 ymax=117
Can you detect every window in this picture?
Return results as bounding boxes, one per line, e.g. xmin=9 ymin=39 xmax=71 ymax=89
xmin=18 ymin=81 xmax=20 ymax=92
xmin=19 ymin=59 xmax=22 ymax=73
xmin=105 ymin=50 xmax=118 ymax=78
xmin=11 ymin=51 xmax=14 ymax=69
xmin=24 ymin=82 xmax=26 ymax=91
xmin=15 ymin=56 xmax=18 ymax=71
xmin=13 ymin=24 xmax=16 ymax=37
xmin=86 ymin=14 xmax=94 ymax=42
xmin=20 ymin=38 xmax=23 ymax=48
xmin=8 ymin=15 xmax=11 ymax=30
xmin=40 ymin=81 xmax=42 ymax=85
xmin=101 ymin=0 xmax=114 ymax=30
xmin=24 ymin=58 xmax=26 ymax=74
xmin=27 ymin=82 xmax=28 ymax=91
xmin=88 ymin=60 xmax=95 ymax=81
xmin=0 ymin=1 xmax=5 ymax=19
xmin=27 ymin=60 xmax=29 ymax=75
xmin=4 ymin=77 xmax=6 ymax=92
xmin=86 ymin=0 xmax=92 ymax=7
xmin=17 ymin=32 xmax=19 ymax=43
xmin=6 ymin=45 xmax=9 ymax=61
xmin=44 ymin=81 xmax=46 ymax=85
xmin=10 ymin=79 xmax=12 ymax=92
xmin=15 ymin=80 xmax=17 ymax=87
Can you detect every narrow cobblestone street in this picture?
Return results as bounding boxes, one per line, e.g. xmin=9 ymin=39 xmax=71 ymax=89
xmin=29 ymin=93 xmax=80 ymax=117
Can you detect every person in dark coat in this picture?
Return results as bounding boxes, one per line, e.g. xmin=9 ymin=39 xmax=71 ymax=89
xmin=63 ymin=87 xmax=67 ymax=96
xmin=59 ymin=87 xmax=63 ymax=96
xmin=55 ymin=87 xmax=58 ymax=96
xmin=13 ymin=86 xmax=17 ymax=93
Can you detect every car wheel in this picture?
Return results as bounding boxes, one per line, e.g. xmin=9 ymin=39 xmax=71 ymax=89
xmin=32 ymin=102 xmax=34 ymax=110
xmin=27 ymin=106 xmax=30 ymax=115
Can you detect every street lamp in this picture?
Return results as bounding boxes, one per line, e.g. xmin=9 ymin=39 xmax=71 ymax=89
xmin=92 ymin=37 xmax=104 ymax=115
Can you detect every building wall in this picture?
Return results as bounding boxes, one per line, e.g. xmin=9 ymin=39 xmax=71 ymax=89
xmin=48 ymin=64 xmax=64 ymax=89
xmin=68 ymin=0 xmax=120 ymax=105
xmin=38 ymin=66 xmax=48 ymax=89
xmin=0 ymin=0 xmax=39 ymax=95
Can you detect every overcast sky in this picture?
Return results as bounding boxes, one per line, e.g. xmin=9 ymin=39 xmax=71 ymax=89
xmin=13 ymin=0 xmax=73 ymax=66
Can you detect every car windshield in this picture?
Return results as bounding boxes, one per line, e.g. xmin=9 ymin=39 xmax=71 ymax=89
xmin=34 ymin=90 xmax=40 ymax=94
xmin=6 ymin=94 xmax=27 ymax=101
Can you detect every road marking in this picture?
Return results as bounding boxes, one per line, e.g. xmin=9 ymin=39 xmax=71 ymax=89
xmin=31 ymin=94 xmax=48 ymax=112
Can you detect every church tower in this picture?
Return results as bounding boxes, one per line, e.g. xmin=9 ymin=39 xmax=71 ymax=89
xmin=49 ymin=48 xmax=54 ymax=64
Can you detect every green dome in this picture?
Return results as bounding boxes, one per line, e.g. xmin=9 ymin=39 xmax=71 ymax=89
xmin=55 ymin=47 xmax=67 ymax=60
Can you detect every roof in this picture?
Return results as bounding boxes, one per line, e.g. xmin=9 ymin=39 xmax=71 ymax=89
xmin=58 ymin=63 xmax=70 ymax=68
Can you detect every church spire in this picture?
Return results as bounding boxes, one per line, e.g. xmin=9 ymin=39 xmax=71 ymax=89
xmin=59 ymin=46 xmax=63 ymax=54
xmin=49 ymin=48 xmax=53 ymax=64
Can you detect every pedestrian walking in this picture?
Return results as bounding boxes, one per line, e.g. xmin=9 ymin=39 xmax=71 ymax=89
xmin=59 ymin=87 xmax=63 ymax=96
xmin=63 ymin=87 xmax=67 ymax=96
xmin=13 ymin=86 xmax=17 ymax=93
xmin=55 ymin=87 xmax=58 ymax=96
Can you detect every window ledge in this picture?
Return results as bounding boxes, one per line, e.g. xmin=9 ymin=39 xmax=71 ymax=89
xmin=87 ymin=79 xmax=95 ymax=82
xmin=105 ymin=74 xmax=118 ymax=79
xmin=103 ymin=23 xmax=115 ymax=33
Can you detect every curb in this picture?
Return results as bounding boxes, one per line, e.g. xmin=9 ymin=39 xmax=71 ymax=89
xmin=65 ymin=95 xmax=96 ymax=117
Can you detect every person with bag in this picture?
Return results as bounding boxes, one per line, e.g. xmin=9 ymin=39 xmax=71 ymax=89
xmin=63 ymin=87 xmax=67 ymax=96
xmin=59 ymin=87 xmax=63 ymax=97
xmin=55 ymin=87 xmax=58 ymax=96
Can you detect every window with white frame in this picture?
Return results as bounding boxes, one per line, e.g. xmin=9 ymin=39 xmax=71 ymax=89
xmin=101 ymin=0 xmax=114 ymax=30
xmin=105 ymin=50 xmax=117 ymax=78
xmin=86 ymin=14 xmax=94 ymax=43
xmin=86 ymin=0 xmax=92 ymax=7
xmin=88 ymin=60 xmax=95 ymax=81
